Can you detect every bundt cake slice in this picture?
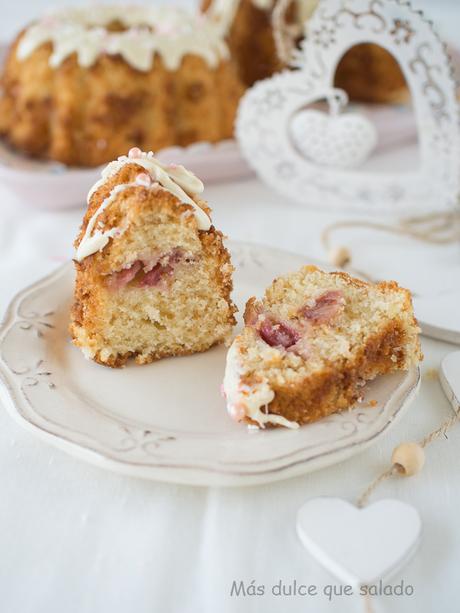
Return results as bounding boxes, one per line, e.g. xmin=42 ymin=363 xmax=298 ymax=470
xmin=223 ymin=266 xmax=421 ymax=429
xmin=70 ymin=148 xmax=236 ymax=367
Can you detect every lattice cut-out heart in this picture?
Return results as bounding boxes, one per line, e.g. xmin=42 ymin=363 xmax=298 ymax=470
xmin=236 ymin=0 xmax=460 ymax=213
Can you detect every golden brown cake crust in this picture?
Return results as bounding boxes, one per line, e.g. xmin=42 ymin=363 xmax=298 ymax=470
xmin=0 ymin=28 xmax=244 ymax=166
xmin=70 ymin=162 xmax=236 ymax=366
xmin=202 ymin=0 xmax=292 ymax=86
xmin=244 ymin=319 xmax=412 ymax=426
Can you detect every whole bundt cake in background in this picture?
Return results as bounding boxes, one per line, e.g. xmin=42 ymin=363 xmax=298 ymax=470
xmin=334 ymin=43 xmax=408 ymax=104
xmin=202 ymin=0 xmax=407 ymax=103
xmin=202 ymin=0 xmax=317 ymax=87
xmin=201 ymin=0 xmax=290 ymax=87
xmin=70 ymin=147 xmax=236 ymax=367
xmin=0 ymin=6 xmax=244 ymax=167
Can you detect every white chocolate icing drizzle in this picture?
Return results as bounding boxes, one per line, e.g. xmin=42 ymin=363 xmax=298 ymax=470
xmin=223 ymin=342 xmax=300 ymax=429
xmin=75 ymin=184 xmax=127 ymax=262
xmin=75 ymin=148 xmax=210 ymax=263
xmin=17 ymin=6 xmax=229 ymax=71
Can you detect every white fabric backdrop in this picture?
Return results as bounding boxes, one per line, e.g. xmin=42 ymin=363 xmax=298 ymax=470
xmin=1 ymin=2 xmax=460 ymax=612
xmin=1 ymin=181 xmax=459 ymax=613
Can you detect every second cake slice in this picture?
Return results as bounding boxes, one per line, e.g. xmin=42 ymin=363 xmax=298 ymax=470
xmin=223 ymin=266 xmax=422 ymax=429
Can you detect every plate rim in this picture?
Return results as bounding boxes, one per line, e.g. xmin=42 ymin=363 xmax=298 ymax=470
xmin=0 ymin=241 xmax=421 ymax=486
xmin=415 ymin=320 xmax=460 ymax=346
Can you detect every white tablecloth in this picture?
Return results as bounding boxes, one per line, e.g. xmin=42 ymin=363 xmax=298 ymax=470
xmin=1 ymin=0 xmax=460 ymax=611
xmin=1 ymin=174 xmax=459 ymax=613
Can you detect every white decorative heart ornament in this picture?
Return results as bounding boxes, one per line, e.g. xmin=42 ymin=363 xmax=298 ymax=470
xmin=291 ymin=93 xmax=378 ymax=169
xmin=236 ymin=0 xmax=460 ymax=213
xmin=296 ymin=498 xmax=421 ymax=587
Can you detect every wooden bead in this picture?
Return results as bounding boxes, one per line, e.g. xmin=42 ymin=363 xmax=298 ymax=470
xmin=328 ymin=246 xmax=351 ymax=268
xmin=392 ymin=442 xmax=425 ymax=476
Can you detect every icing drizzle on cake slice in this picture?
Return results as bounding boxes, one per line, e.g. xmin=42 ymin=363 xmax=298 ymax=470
xmin=75 ymin=148 xmax=211 ymax=262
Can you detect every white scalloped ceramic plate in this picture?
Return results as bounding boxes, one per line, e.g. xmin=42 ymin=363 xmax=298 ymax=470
xmin=0 ymin=242 xmax=420 ymax=486
xmin=413 ymin=294 xmax=460 ymax=345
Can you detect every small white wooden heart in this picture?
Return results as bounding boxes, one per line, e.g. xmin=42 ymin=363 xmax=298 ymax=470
xmin=291 ymin=109 xmax=377 ymax=169
xmin=297 ymin=497 xmax=421 ymax=588
xmin=440 ymin=351 xmax=460 ymax=413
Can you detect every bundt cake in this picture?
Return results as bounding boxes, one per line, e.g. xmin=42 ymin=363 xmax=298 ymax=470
xmin=202 ymin=0 xmax=407 ymax=103
xmin=223 ymin=266 xmax=421 ymax=429
xmin=201 ymin=0 xmax=315 ymax=86
xmin=70 ymin=147 xmax=236 ymax=367
xmin=334 ymin=43 xmax=408 ymax=104
xmin=0 ymin=6 xmax=245 ymax=167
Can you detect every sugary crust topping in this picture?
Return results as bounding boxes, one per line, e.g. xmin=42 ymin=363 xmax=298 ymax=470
xmin=17 ymin=6 xmax=229 ymax=71
xmin=88 ymin=148 xmax=207 ymax=217
xmin=75 ymin=149 xmax=211 ymax=262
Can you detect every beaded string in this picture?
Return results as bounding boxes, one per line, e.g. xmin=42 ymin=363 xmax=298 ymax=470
xmin=355 ymin=406 xmax=459 ymax=613
xmin=356 ymin=411 xmax=460 ymax=508
xmin=319 ymin=209 xmax=460 ymax=277
xmin=363 ymin=591 xmax=373 ymax=613
xmin=321 ymin=210 xmax=460 ymax=266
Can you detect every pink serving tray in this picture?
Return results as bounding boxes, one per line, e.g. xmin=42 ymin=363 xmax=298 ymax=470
xmin=0 ymin=139 xmax=254 ymax=209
